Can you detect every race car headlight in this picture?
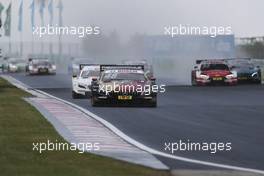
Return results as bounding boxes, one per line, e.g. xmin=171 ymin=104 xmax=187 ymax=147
xmin=251 ymin=72 xmax=258 ymax=78
xmin=225 ymin=74 xmax=236 ymax=79
xmin=198 ymin=74 xmax=209 ymax=80
xmin=51 ymin=65 xmax=56 ymax=70
xmin=9 ymin=64 xmax=17 ymax=69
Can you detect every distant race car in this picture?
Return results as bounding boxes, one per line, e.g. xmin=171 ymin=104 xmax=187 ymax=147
xmin=2 ymin=57 xmax=27 ymax=73
xmin=72 ymin=64 xmax=100 ymax=98
xmin=90 ymin=65 xmax=157 ymax=107
xmin=0 ymin=57 xmax=5 ymax=72
xmin=68 ymin=57 xmax=95 ymax=75
xmin=122 ymin=60 xmax=154 ymax=79
xmin=27 ymin=58 xmax=56 ymax=75
xmin=191 ymin=60 xmax=237 ymax=86
xmin=227 ymin=58 xmax=262 ymax=84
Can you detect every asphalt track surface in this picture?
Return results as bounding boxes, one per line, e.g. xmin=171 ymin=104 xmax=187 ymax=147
xmin=8 ymin=73 xmax=264 ymax=171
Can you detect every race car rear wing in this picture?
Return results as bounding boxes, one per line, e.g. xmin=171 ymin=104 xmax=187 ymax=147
xmin=222 ymin=58 xmax=251 ymax=62
xmin=28 ymin=58 xmax=49 ymax=62
xmin=100 ymin=65 xmax=144 ymax=72
xmin=79 ymin=64 xmax=100 ymax=70
xmin=196 ymin=58 xmax=252 ymax=64
xmin=196 ymin=59 xmax=230 ymax=64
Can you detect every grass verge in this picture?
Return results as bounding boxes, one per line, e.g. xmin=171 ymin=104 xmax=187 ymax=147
xmin=0 ymin=78 xmax=170 ymax=176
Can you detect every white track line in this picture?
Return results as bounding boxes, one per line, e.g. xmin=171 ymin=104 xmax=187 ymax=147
xmin=35 ymin=89 xmax=264 ymax=175
xmin=2 ymin=75 xmax=264 ymax=175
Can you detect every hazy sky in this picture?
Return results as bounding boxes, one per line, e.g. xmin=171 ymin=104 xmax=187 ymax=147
xmin=1 ymin=0 xmax=264 ymax=42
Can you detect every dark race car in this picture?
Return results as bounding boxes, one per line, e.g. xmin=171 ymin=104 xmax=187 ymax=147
xmin=192 ymin=60 xmax=237 ymax=86
xmin=227 ymin=59 xmax=262 ymax=84
xmin=91 ymin=65 xmax=157 ymax=107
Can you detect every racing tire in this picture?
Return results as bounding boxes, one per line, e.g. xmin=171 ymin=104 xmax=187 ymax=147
xmin=28 ymin=73 xmax=34 ymax=76
xmin=85 ymin=92 xmax=92 ymax=98
xmin=145 ymin=96 xmax=157 ymax=107
xmin=149 ymin=101 xmax=157 ymax=107
xmin=144 ymin=101 xmax=157 ymax=107
xmin=72 ymin=91 xmax=80 ymax=99
xmin=257 ymin=73 xmax=262 ymax=84
xmin=255 ymin=79 xmax=262 ymax=84
xmin=91 ymin=96 xmax=100 ymax=107
xmin=191 ymin=74 xmax=197 ymax=86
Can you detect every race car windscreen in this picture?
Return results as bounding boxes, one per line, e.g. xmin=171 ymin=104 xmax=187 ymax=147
xmin=34 ymin=60 xmax=52 ymax=66
xmin=81 ymin=70 xmax=100 ymax=78
xmin=10 ymin=59 xmax=26 ymax=64
xmin=102 ymin=72 xmax=146 ymax=82
xmin=10 ymin=60 xmax=26 ymax=65
xmin=231 ymin=61 xmax=255 ymax=69
xmin=201 ymin=63 xmax=229 ymax=71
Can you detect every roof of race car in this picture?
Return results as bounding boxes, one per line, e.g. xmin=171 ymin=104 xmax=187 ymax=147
xmin=8 ymin=58 xmax=26 ymax=62
xmin=32 ymin=59 xmax=51 ymax=63
xmin=200 ymin=60 xmax=227 ymax=65
xmin=81 ymin=65 xmax=100 ymax=71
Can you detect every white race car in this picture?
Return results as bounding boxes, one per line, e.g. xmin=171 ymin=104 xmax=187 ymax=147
xmin=72 ymin=64 xmax=100 ymax=99
xmin=3 ymin=57 xmax=27 ymax=73
xmin=27 ymin=58 xmax=56 ymax=75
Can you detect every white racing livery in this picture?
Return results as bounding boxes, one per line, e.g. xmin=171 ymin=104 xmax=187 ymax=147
xmin=27 ymin=58 xmax=56 ymax=75
xmin=5 ymin=58 xmax=27 ymax=73
xmin=72 ymin=64 xmax=100 ymax=99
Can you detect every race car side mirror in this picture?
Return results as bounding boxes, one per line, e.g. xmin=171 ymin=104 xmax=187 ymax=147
xmin=150 ymin=77 xmax=156 ymax=82
xmin=230 ymin=66 xmax=235 ymax=70
xmin=72 ymin=74 xmax=77 ymax=78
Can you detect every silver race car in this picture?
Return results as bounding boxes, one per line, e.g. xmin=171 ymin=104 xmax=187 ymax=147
xmin=27 ymin=58 xmax=56 ymax=75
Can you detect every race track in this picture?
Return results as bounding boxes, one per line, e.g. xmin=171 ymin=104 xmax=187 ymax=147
xmin=8 ymin=73 xmax=264 ymax=171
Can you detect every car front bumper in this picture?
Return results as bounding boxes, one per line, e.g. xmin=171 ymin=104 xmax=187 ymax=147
xmin=196 ymin=77 xmax=237 ymax=86
xmin=93 ymin=91 xmax=157 ymax=104
xmin=29 ymin=68 xmax=56 ymax=74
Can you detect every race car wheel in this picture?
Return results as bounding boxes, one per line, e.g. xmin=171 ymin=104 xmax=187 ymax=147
xmin=72 ymin=91 xmax=80 ymax=99
xmin=145 ymin=97 xmax=157 ymax=107
xmin=255 ymin=79 xmax=262 ymax=84
xmin=149 ymin=101 xmax=157 ymax=107
xmin=85 ymin=92 xmax=91 ymax=98
xmin=191 ymin=74 xmax=197 ymax=86
xmin=257 ymin=73 xmax=262 ymax=84
xmin=91 ymin=96 xmax=100 ymax=107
